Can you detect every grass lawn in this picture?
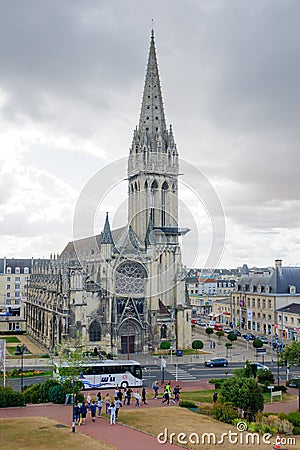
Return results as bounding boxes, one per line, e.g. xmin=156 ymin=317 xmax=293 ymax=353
xmin=1 ymin=336 xmax=20 ymax=343
xmin=118 ymin=407 xmax=287 ymax=449
xmin=0 ymin=417 xmax=117 ymax=450
xmin=180 ymin=389 xmax=215 ymax=403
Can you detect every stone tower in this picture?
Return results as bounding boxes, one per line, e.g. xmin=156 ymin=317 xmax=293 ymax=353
xmin=128 ymin=30 xmax=179 ymax=246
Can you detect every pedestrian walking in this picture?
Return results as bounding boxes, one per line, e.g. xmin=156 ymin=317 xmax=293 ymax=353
xmin=115 ymin=398 xmax=122 ymax=419
xmin=166 ymin=382 xmax=172 ymax=397
xmin=97 ymin=396 xmax=103 ymax=418
xmin=105 ymin=393 xmax=111 ymax=414
xmin=213 ymin=392 xmax=218 ymax=403
xmin=153 ymin=381 xmax=159 ymax=399
xmin=86 ymin=393 xmax=91 ymax=411
xmin=162 ymin=387 xmax=170 ymax=405
xmin=133 ymin=390 xmax=141 ymax=407
xmin=73 ymin=401 xmax=80 ymax=425
xmin=117 ymin=388 xmax=123 ymax=402
xmin=108 ymin=401 xmax=116 ymax=425
xmin=90 ymin=400 xmax=97 ymax=422
xmin=126 ymin=388 xmax=132 ymax=406
xmin=142 ymin=387 xmax=147 ymax=404
xmin=79 ymin=401 xmax=87 ymax=425
xmin=123 ymin=388 xmax=128 ymax=405
xmin=114 ymin=386 xmax=119 ymax=400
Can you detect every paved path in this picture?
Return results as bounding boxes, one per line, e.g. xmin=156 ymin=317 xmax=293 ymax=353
xmin=0 ymin=402 xmax=179 ymax=450
xmin=0 ymin=380 xmax=298 ymax=449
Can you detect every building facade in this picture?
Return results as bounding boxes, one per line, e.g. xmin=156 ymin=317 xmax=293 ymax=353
xmin=0 ymin=258 xmax=32 ymax=333
xmin=25 ymin=31 xmax=192 ymax=354
xmin=231 ymin=259 xmax=300 ymax=340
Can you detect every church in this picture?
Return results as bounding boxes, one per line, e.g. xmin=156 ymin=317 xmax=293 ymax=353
xmin=25 ymin=31 xmax=192 ymax=354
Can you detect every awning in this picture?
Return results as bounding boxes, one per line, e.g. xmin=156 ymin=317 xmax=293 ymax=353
xmin=223 ymin=312 xmax=230 ymax=316
xmin=208 ymin=312 xmax=221 ymax=318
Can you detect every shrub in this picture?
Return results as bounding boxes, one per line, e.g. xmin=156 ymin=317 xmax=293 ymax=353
xmin=179 ymin=400 xmax=198 ymax=409
xmin=160 ymin=341 xmax=171 ymax=350
xmin=257 ymin=369 xmax=274 ymax=385
xmin=262 ymin=414 xmax=294 ymax=435
xmin=0 ymin=386 xmax=24 ymax=407
xmin=39 ymin=379 xmax=61 ymax=402
xmin=23 ymin=383 xmax=43 ymax=404
xmin=212 ymin=400 xmax=238 ymax=424
xmin=287 ymin=379 xmax=300 ymax=388
xmin=287 ymin=412 xmax=300 ymax=428
xmin=48 ymin=385 xmax=66 ymax=404
xmin=208 ymin=378 xmax=226 ymax=389
xmin=293 ymin=426 xmax=300 ymax=435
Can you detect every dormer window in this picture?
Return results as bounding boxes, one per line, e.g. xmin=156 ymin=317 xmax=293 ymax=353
xmin=265 ymin=286 xmax=270 ymax=294
xmin=289 ymin=285 xmax=296 ymax=294
xmin=257 ymin=285 xmax=261 ymax=293
xmin=6 ymin=267 xmax=11 ymax=274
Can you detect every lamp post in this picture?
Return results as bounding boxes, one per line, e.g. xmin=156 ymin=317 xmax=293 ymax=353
xmin=170 ymin=346 xmax=173 ymax=365
xmin=20 ymin=344 xmax=26 ymax=392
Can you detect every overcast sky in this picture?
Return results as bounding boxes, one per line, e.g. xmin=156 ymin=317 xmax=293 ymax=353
xmin=1 ymin=0 xmax=300 ymax=270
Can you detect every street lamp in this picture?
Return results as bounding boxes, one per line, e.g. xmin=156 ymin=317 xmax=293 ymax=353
xmin=170 ymin=346 xmax=173 ymax=364
xmin=20 ymin=344 xmax=26 ymax=392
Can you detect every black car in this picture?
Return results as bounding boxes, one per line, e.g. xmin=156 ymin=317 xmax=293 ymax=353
xmin=242 ymin=333 xmax=255 ymax=340
xmin=205 ymin=358 xmax=228 ymax=367
xmin=232 ymin=329 xmax=241 ymax=337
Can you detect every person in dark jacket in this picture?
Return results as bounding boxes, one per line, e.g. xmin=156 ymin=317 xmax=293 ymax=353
xmin=79 ymin=401 xmax=87 ymax=425
xmin=90 ymin=400 xmax=97 ymax=422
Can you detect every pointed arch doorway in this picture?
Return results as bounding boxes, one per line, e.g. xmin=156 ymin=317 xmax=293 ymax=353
xmin=119 ymin=319 xmax=143 ymax=354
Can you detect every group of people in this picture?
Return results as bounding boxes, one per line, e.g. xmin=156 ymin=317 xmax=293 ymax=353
xmin=73 ymin=386 xmax=149 ymax=426
xmin=153 ymin=381 xmax=182 ymax=405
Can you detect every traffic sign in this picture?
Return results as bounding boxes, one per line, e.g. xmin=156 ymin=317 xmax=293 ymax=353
xmin=256 ymin=348 xmax=266 ymax=353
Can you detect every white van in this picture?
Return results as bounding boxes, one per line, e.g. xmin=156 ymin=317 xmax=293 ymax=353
xmin=208 ymin=320 xmax=216 ymax=327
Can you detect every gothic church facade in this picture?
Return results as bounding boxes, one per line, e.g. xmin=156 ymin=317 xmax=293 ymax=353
xmin=25 ymin=31 xmax=192 ymax=354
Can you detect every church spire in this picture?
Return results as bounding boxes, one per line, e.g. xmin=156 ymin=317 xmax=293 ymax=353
xmin=138 ymin=29 xmax=167 ymax=141
xmin=100 ymin=212 xmax=114 ymax=245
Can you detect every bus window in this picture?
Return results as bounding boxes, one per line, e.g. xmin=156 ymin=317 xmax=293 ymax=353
xmin=134 ymin=366 xmax=142 ymax=379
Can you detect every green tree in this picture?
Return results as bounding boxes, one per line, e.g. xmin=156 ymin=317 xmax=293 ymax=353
xmin=205 ymin=327 xmax=214 ymax=340
xmin=227 ymin=332 xmax=237 ymax=344
xmin=192 ymin=340 xmax=204 ymax=350
xmin=279 ymin=341 xmax=300 ymax=367
xmin=252 ymin=339 xmax=263 ymax=349
xmin=220 ymin=377 xmax=264 ymax=419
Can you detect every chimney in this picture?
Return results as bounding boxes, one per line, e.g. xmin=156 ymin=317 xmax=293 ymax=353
xmin=275 ymin=259 xmax=282 ymax=274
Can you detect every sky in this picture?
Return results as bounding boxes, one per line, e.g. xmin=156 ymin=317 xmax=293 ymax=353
xmin=0 ymin=0 xmax=300 ymax=270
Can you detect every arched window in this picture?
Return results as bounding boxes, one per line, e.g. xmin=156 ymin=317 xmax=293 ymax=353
xmin=160 ymin=325 xmax=167 ymax=339
xmin=161 ymin=182 xmax=168 ymax=227
xmin=89 ymin=321 xmax=101 ymax=342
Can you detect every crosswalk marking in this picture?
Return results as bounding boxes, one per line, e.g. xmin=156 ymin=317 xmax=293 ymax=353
xmin=165 ymin=366 xmax=197 ymax=380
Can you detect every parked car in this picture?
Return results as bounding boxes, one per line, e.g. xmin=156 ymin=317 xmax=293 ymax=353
xmin=223 ymin=327 xmax=233 ymax=334
xmin=245 ymin=362 xmax=269 ymax=371
xmin=256 ymin=335 xmax=269 ymax=344
xmin=232 ymin=329 xmax=241 ymax=337
xmin=242 ymin=333 xmax=255 ymax=340
xmin=191 ymin=319 xmax=198 ymax=324
xmin=214 ymin=323 xmax=223 ymax=331
xmin=205 ymin=357 xmax=228 ymax=368
xmin=198 ymin=321 xmax=207 ymax=326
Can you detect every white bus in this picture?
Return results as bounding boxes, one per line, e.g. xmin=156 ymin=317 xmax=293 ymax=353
xmin=53 ymin=359 xmax=143 ymax=390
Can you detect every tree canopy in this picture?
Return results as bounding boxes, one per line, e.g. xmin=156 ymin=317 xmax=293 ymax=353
xmin=279 ymin=341 xmax=300 ymax=367
xmin=220 ymin=377 xmax=264 ymax=418
xmin=192 ymin=340 xmax=204 ymax=350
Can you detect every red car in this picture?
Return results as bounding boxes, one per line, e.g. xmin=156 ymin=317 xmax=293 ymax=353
xmin=191 ymin=319 xmax=198 ymax=324
xmin=214 ymin=323 xmax=223 ymax=331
